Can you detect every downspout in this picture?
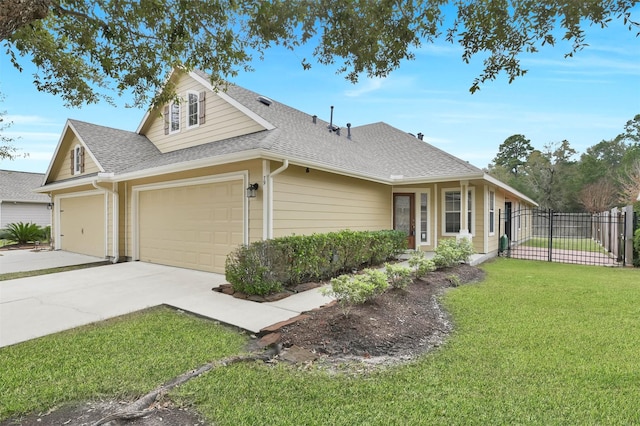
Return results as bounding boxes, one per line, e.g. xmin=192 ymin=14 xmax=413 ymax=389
xmin=267 ymin=159 xmax=289 ymax=239
xmin=92 ymin=177 xmax=119 ymax=263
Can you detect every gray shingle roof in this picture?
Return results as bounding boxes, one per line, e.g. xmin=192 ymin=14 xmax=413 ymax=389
xmin=54 ymin=71 xmax=484 ymax=183
xmin=0 ymin=170 xmax=49 ymax=202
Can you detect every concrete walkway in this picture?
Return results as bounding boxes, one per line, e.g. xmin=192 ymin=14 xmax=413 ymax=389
xmin=0 ymin=249 xmax=107 ymax=274
xmin=0 ymin=260 xmax=333 ymax=348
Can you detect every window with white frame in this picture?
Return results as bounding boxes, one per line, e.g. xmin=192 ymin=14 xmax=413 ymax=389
xmin=420 ymin=192 xmax=429 ymax=243
xmin=73 ymin=144 xmax=83 ymax=175
xmin=170 ymin=102 xmax=180 ymax=133
xmin=489 ymin=190 xmax=495 ymax=235
xmin=443 ymin=189 xmax=474 ymax=234
xmin=187 ymin=91 xmax=199 ymax=128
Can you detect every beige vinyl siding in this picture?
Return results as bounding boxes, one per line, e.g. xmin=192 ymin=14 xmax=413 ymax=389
xmin=471 ymin=185 xmax=484 ymax=253
xmin=48 ymin=132 xmax=100 ymax=182
xmin=272 ymin=166 xmax=391 ymax=237
xmin=141 ymin=73 xmax=266 ymax=153
xmin=122 ymin=160 xmax=263 ymax=259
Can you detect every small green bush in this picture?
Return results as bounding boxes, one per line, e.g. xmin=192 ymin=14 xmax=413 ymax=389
xmin=3 ymin=222 xmax=43 ymax=244
xmin=408 ymin=250 xmax=436 ymax=278
xmin=385 ymin=263 xmax=412 ymax=289
xmin=321 ymin=269 xmax=389 ymax=316
xmin=225 ymin=241 xmax=283 ymax=296
xmin=433 ymin=238 xmax=475 ymax=268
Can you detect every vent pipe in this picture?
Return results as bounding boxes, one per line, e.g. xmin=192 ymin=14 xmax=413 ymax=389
xmin=417 ymin=132 xmax=424 ymax=141
xmin=312 ymin=115 xmax=317 ymax=124
xmin=347 ymin=123 xmax=351 ymax=139
xmin=328 ymin=106 xmax=334 ymax=132
xmin=336 ymin=127 xmax=340 ymax=136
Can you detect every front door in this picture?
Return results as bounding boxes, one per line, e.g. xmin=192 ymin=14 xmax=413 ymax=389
xmin=394 ymin=193 xmax=415 ymax=249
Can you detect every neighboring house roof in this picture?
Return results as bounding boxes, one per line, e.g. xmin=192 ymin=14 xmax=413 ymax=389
xmin=0 ymin=170 xmax=49 ymax=203
xmin=39 ymin=69 xmax=536 ymax=205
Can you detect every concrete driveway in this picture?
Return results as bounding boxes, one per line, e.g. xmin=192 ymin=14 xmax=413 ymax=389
xmin=0 ymin=255 xmax=332 ymax=348
xmin=0 ymin=248 xmax=107 ymax=274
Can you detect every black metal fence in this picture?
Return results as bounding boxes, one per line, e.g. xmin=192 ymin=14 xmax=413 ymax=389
xmin=499 ymin=207 xmax=637 ymax=267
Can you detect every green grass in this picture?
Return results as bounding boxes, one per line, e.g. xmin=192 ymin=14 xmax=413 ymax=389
xmin=2 ymin=259 xmax=640 ymax=425
xmin=0 ymin=263 xmax=109 ymax=281
xmin=0 ymin=306 xmax=247 ymax=420
xmin=177 ymin=259 xmax=640 ymax=425
xmin=522 ymin=236 xmax=608 ymax=253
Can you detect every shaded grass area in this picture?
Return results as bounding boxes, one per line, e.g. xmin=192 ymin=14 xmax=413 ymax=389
xmin=0 ymin=306 xmax=247 ymax=421
xmin=522 ymin=236 xmax=607 ymax=253
xmin=0 ymin=262 xmax=109 ymax=281
xmin=177 ymin=259 xmax=640 ymax=425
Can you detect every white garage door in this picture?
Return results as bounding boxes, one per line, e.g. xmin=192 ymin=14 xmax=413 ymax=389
xmin=59 ymin=194 xmax=105 ymax=258
xmin=138 ymin=180 xmax=244 ymax=273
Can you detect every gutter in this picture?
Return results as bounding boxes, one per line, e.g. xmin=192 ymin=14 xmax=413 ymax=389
xmin=267 ymin=159 xmax=289 ymax=239
xmin=92 ymin=173 xmax=119 ymax=263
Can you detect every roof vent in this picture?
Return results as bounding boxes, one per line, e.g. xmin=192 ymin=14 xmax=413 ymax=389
xmin=257 ymin=96 xmax=272 ymax=106
xmin=347 ymin=123 xmax=352 ymax=140
xmin=417 ymin=132 xmax=424 ymax=141
xmin=312 ymin=115 xmax=317 ymax=124
xmin=328 ymin=105 xmax=334 ymax=132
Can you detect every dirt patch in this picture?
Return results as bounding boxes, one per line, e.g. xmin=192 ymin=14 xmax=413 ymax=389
xmin=275 ymin=264 xmax=484 ymax=367
xmin=0 ymin=400 xmax=206 ymax=426
xmin=2 ymin=264 xmax=484 ymax=425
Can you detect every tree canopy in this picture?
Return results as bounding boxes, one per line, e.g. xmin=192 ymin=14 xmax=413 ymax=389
xmin=2 ymin=0 xmax=638 ymax=108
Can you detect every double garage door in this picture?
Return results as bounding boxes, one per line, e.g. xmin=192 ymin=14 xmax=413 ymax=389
xmin=137 ymin=180 xmax=244 ymax=274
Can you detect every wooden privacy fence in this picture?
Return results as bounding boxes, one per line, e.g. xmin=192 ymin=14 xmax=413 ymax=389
xmin=499 ymin=206 xmax=637 ymax=267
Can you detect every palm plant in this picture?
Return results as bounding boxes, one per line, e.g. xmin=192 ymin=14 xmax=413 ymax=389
xmin=3 ymin=222 xmax=43 ymax=244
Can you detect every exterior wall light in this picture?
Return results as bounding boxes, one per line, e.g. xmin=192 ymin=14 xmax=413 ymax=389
xmin=246 ymin=183 xmax=259 ymax=198
xmin=47 ymin=202 xmax=54 ymax=210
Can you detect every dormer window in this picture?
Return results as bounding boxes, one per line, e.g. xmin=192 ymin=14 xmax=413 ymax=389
xmin=187 ymin=91 xmax=199 ymax=128
xmin=71 ymin=144 xmax=84 ymax=175
xmin=170 ymin=102 xmax=180 ymax=133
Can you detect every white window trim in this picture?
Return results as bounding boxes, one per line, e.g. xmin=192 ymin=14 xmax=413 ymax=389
xmin=186 ymin=90 xmax=200 ymax=129
xmin=442 ymin=187 xmax=475 ymax=237
xmin=169 ymin=101 xmax=181 ymax=134
xmin=418 ymin=189 xmax=431 ymax=246
xmin=489 ymin=190 xmax=496 ymax=236
xmin=73 ymin=144 xmax=82 ymax=175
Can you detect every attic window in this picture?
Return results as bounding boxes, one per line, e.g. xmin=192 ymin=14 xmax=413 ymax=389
xmin=71 ymin=144 xmax=84 ymax=175
xmin=170 ymin=102 xmax=180 ymax=133
xmin=186 ymin=90 xmax=206 ymax=128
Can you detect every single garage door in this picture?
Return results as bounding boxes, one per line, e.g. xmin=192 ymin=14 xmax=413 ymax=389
xmin=59 ymin=194 xmax=106 ymax=258
xmin=138 ymin=180 xmax=244 ymax=273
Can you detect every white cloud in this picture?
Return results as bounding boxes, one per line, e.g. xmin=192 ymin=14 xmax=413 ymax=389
xmin=344 ymin=78 xmax=385 ymax=97
xmin=4 ymin=115 xmax=58 ymax=126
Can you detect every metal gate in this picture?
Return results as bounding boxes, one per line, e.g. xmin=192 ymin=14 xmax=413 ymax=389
xmin=499 ymin=207 xmax=637 ymax=267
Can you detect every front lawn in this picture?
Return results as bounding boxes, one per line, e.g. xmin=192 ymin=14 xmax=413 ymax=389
xmin=179 ymin=259 xmax=640 ymax=424
xmin=2 ymin=259 xmax=639 ymax=425
xmin=0 ymin=306 xmax=247 ymax=420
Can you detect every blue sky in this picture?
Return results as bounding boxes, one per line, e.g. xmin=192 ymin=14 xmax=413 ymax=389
xmin=1 ymin=15 xmax=638 ymax=175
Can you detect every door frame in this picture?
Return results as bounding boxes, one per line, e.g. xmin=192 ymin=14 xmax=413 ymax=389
xmin=393 ymin=192 xmax=415 ymax=249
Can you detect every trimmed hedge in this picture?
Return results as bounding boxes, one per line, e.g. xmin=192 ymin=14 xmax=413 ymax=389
xmin=225 ymin=230 xmax=406 ymax=295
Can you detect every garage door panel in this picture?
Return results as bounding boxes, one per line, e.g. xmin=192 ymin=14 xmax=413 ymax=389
xmin=59 ymin=195 xmax=105 ymax=258
xmin=138 ymin=180 xmax=243 ymax=273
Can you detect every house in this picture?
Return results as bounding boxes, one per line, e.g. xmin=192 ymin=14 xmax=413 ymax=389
xmin=0 ymin=170 xmax=51 ymax=229
xmin=35 ymin=69 xmax=536 ymax=273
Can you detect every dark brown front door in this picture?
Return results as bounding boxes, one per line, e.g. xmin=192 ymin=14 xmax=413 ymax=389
xmin=394 ymin=193 xmax=415 ymax=249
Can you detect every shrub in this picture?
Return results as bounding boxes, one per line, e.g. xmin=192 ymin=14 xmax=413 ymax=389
xmin=225 ymin=229 xmax=405 ymax=295
xmin=408 ymin=250 xmax=436 ymax=278
xmin=225 ymin=241 xmax=283 ymax=296
xmin=385 ymin=263 xmax=412 ymax=289
xmin=3 ymin=222 xmax=43 ymax=244
xmin=321 ymin=269 xmax=389 ymax=316
xmin=432 ymin=238 xmax=475 ymax=269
